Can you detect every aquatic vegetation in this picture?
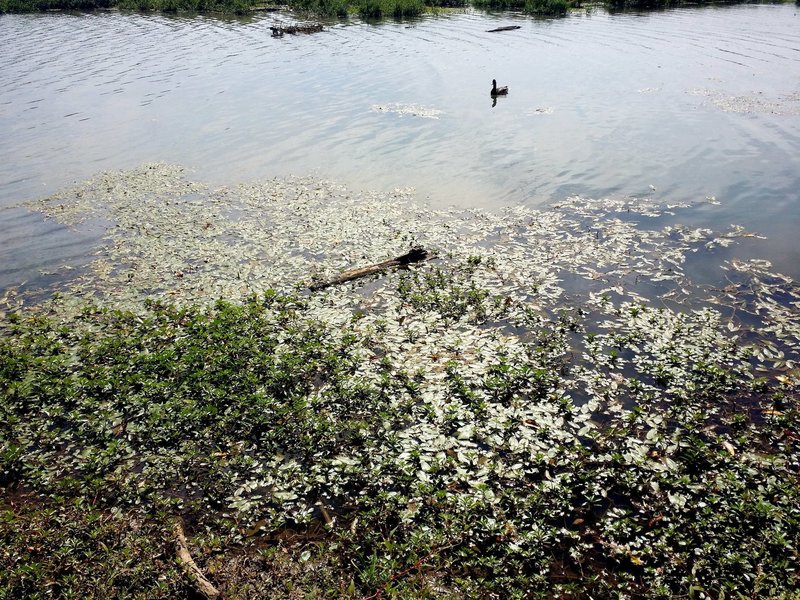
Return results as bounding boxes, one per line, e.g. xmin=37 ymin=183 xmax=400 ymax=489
xmin=2 ymin=164 xmax=800 ymax=597
xmin=356 ymin=0 xmax=425 ymax=18
xmin=287 ymin=0 xmax=349 ymax=17
xmin=0 ymin=494 xmax=186 ymax=598
xmin=524 ymin=0 xmax=567 ymax=14
xmin=471 ymin=0 xmax=569 ymax=15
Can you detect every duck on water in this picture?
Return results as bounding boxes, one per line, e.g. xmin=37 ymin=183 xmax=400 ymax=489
xmin=491 ymin=79 xmax=508 ymax=96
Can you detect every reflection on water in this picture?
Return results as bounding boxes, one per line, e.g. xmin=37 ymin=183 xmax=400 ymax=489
xmin=0 ymin=5 xmax=799 ymax=288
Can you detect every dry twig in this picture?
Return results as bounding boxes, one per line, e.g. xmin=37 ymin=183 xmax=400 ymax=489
xmin=174 ymin=519 xmax=220 ymax=599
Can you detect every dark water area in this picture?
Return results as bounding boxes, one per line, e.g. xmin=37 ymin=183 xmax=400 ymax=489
xmin=1 ymin=5 xmax=799 ymax=291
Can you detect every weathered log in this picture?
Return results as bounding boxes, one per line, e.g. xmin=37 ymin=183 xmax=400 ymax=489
xmin=174 ymin=519 xmax=220 ymax=600
xmin=487 ymin=25 xmax=521 ymax=32
xmin=309 ymin=247 xmax=431 ymax=291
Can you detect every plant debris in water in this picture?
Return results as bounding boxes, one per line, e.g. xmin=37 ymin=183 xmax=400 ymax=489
xmin=371 ymin=103 xmax=444 ymax=119
xmin=1 ymin=163 xmax=799 ymax=598
xmin=689 ymin=88 xmax=800 ymax=116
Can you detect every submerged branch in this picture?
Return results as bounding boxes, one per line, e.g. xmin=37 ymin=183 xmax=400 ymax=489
xmin=486 ymin=25 xmax=521 ymax=32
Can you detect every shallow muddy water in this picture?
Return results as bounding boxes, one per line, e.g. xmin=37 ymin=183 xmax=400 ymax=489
xmin=1 ymin=4 xmax=799 ymax=289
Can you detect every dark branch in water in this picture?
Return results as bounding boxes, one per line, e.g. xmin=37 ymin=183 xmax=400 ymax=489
xmin=309 ymin=247 xmax=432 ymax=291
xmin=486 ymin=25 xmax=521 ymax=32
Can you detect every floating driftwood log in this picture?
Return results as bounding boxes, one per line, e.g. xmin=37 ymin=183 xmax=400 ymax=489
xmin=271 ymin=22 xmax=324 ymax=37
xmin=309 ymin=247 xmax=431 ymax=291
xmin=487 ymin=25 xmax=521 ymax=32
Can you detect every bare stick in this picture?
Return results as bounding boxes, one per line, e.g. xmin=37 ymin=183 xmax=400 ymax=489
xmin=317 ymin=501 xmax=334 ymax=526
xmin=174 ymin=519 xmax=220 ymax=599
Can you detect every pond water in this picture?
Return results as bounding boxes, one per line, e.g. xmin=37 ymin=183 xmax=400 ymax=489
xmin=1 ymin=4 xmax=799 ymax=291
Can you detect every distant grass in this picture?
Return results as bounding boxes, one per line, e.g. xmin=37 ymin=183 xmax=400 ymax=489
xmin=356 ymin=0 xmax=425 ymax=17
xmin=526 ymin=0 xmax=568 ymax=13
xmin=0 ymin=0 xmax=253 ymax=12
xmin=0 ymin=0 xmax=426 ymax=15
xmin=275 ymin=0 xmax=425 ymax=18
xmin=0 ymin=0 xmax=791 ymax=15
xmin=115 ymin=0 xmax=253 ymax=12
xmin=0 ymin=0 xmax=112 ymax=10
xmin=425 ymin=0 xmax=467 ymax=7
xmin=606 ymin=0 xmax=788 ymax=8
xmin=472 ymin=0 xmax=569 ymax=14
xmin=287 ymin=0 xmax=349 ymax=17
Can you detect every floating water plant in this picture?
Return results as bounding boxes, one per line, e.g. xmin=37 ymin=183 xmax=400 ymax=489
xmin=371 ymin=103 xmax=444 ymax=119
xmin=2 ymin=164 xmax=799 ymax=597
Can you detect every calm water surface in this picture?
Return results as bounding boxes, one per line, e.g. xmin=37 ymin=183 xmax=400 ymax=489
xmin=1 ymin=5 xmax=799 ymax=289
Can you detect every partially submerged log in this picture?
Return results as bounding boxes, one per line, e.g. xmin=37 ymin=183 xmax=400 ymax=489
xmin=310 ymin=247 xmax=431 ymax=291
xmin=271 ymin=23 xmax=324 ymax=37
xmin=487 ymin=25 xmax=521 ymax=32
xmin=174 ymin=519 xmax=220 ymax=600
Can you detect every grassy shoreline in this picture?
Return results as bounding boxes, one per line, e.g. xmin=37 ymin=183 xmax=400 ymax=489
xmin=2 ymin=165 xmax=799 ymax=597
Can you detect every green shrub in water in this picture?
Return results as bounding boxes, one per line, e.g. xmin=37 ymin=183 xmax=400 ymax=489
xmin=524 ymin=0 xmax=567 ymax=14
xmin=356 ymin=0 xmax=425 ymax=17
xmin=289 ymin=0 xmax=348 ymax=17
